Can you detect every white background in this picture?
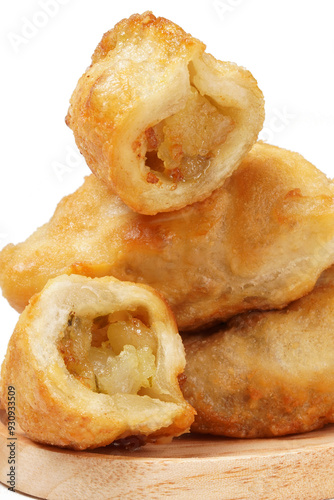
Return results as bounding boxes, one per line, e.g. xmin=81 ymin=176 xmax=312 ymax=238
xmin=0 ymin=0 xmax=334 ymax=498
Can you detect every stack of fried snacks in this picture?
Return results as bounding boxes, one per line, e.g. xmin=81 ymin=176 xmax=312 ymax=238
xmin=1 ymin=12 xmax=334 ymax=448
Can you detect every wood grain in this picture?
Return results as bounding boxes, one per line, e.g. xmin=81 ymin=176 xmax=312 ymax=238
xmin=0 ymin=410 xmax=334 ymax=499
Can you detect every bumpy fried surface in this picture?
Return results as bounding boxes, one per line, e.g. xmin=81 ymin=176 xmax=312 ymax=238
xmin=181 ymin=265 xmax=334 ymax=438
xmin=66 ymin=12 xmax=264 ymax=214
xmin=1 ymin=143 xmax=334 ymax=330
xmin=0 ymin=275 xmax=194 ymax=450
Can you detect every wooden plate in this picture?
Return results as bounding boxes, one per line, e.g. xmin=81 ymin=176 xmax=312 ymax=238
xmin=1 ymin=409 xmax=334 ymax=499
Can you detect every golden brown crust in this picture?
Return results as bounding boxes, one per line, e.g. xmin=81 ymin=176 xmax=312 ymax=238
xmin=0 ymin=275 xmax=194 ymax=450
xmin=180 ymin=265 xmax=334 ymax=438
xmin=1 ymin=143 xmax=334 ymax=329
xmin=66 ymin=12 xmax=264 ymax=214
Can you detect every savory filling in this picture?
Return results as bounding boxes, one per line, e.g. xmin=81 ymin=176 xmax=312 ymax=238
xmin=143 ymin=86 xmax=234 ymax=183
xmin=57 ymin=310 xmax=157 ymax=396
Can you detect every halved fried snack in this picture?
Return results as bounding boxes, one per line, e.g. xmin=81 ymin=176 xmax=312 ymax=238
xmin=181 ymin=265 xmax=334 ymax=438
xmin=0 ymin=275 xmax=194 ymax=450
xmin=1 ymin=143 xmax=334 ymax=330
xmin=66 ymin=12 xmax=264 ymax=214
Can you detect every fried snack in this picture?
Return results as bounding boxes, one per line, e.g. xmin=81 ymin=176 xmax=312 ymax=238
xmin=180 ymin=265 xmax=334 ymax=438
xmin=66 ymin=12 xmax=264 ymax=214
xmin=0 ymin=275 xmax=194 ymax=450
xmin=2 ymin=143 xmax=334 ymax=330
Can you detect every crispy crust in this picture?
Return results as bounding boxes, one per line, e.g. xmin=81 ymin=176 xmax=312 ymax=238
xmin=0 ymin=275 xmax=194 ymax=450
xmin=66 ymin=12 xmax=264 ymax=214
xmin=1 ymin=143 xmax=334 ymax=329
xmin=180 ymin=265 xmax=334 ymax=438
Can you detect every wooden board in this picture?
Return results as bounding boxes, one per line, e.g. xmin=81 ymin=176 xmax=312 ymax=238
xmin=1 ymin=410 xmax=334 ymax=500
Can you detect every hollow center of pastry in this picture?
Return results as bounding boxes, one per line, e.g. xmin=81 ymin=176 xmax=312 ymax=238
xmin=58 ymin=309 xmax=157 ymax=396
xmin=143 ymin=86 xmax=233 ymax=184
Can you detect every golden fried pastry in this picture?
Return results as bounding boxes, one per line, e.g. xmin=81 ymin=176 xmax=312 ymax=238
xmin=2 ymin=143 xmax=334 ymax=330
xmin=65 ymin=12 xmax=264 ymax=214
xmin=180 ymin=265 xmax=334 ymax=438
xmin=0 ymin=275 xmax=194 ymax=450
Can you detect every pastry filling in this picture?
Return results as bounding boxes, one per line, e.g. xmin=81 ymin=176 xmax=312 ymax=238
xmin=142 ymin=86 xmax=234 ymax=183
xmin=58 ymin=310 xmax=157 ymax=396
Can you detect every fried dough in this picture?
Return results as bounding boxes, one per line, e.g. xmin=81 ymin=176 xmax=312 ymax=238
xmin=181 ymin=265 xmax=334 ymax=437
xmin=66 ymin=12 xmax=264 ymax=214
xmin=1 ymin=143 xmax=334 ymax=330
xmin=0 ymin=275 xmax=194 ymax=449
